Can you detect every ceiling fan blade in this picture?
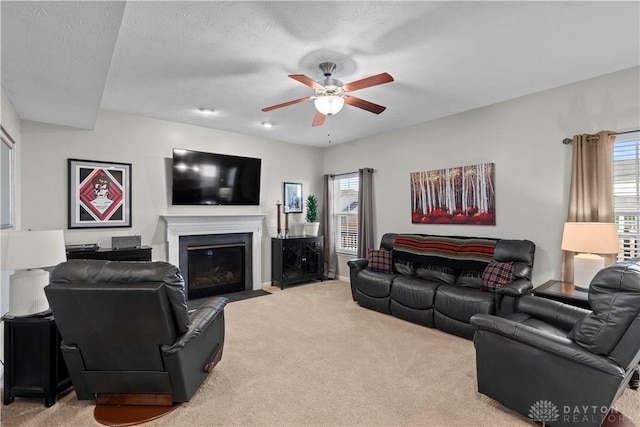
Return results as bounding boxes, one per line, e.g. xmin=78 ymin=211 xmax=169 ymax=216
xmin=312 ymin=111 xmax=325 ymax=127
xmin=343 ymin=72 xmax=394 ymax=92
xmin=344 ymin=96 xmax=386 ymax=114
xmin=261 ymin=96 xmax=311 ymax=112
xmin=289 ymin=74 xmax=325 ymax=90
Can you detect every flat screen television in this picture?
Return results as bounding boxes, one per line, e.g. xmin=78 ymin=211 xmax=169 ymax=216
xmin=172 ymin=148 xmax=261 ymax=205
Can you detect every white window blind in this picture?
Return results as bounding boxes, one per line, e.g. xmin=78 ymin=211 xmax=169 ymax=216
xmin=333 ymin=173 xmax=359 ymax=254
xmin=614 ymin=131 xmax=640 ymax=260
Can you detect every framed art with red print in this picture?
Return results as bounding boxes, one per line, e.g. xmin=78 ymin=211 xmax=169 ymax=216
xmin=68 ymin=159 xmax=132 ymax=229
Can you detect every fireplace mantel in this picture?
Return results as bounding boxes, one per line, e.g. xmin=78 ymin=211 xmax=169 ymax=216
xmin=161 ymin=215 xmax=265 ymax=290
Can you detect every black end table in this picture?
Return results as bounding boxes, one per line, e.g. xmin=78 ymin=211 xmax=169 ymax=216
xmin=532 ymin=280 xmax=590 ymax=310
xmin=3 ymin=311 xmax=73 ymax=407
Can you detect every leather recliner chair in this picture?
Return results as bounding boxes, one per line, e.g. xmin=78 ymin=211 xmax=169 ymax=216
xmin=471 ymin=258 xmax=640 ymax=427
xmin=45 ymin=259 xmax=227 ymax=404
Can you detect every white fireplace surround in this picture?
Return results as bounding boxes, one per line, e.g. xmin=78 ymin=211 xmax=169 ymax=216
xmin=162 ymin=215 xmax=265 ymax=291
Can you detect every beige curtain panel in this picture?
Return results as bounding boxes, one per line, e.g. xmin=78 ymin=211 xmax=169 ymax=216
xmin=562 ymin=130 xmax=616 ymax=282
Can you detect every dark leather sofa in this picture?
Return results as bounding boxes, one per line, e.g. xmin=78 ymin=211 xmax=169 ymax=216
xmin=348 ymin=233 xmax=535 ymax=339
xmin=471 ymin=258 xmax=640 ymax=427
xmin=45 ymin=259 xmax=227 ymax=403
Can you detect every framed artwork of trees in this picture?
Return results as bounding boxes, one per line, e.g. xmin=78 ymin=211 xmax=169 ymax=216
xmin=410 ymin=162 xmax=495 ymax=225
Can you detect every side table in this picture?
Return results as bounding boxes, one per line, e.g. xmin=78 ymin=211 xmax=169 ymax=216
xmin=531 ymin=280 xmax=590 ymax=309
xmin=3 ymin=311 xmax=73 ymax=407
xmin=533 ymin=279 xmax=639 ymax=390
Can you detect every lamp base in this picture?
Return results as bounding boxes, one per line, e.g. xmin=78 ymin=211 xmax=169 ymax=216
xmin=8 ymin=269 xmax=50 ymax=317
xmin=574 ymin=253 xmax=605 ymax=291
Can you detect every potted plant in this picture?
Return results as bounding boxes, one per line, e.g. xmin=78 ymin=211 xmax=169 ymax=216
xmin=304 ymin=194 xmax=320 ymax=237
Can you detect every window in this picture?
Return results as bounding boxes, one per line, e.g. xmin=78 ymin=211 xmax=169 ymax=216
xmin=1 ymin=126 xmax=15 ymax=229
xmin=613 ymin=131 xmax=640 ymax=260
xmin=333 ymin=173 xmax=359 ymax=254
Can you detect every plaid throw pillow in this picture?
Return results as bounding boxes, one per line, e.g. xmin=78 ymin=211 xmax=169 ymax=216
xmin=481 ymin=261 xmax=514 ymax=291
xmin=367 ymin=249 xmax=393 ymax=273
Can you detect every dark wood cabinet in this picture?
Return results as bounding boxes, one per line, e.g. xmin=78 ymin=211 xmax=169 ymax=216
xmin=3 ymin=313 xmax=72 ymax=407
xmin=66 ymin=246 xmax=152 ymax=262
xmin=271 ymin=236 xmax=324 ymax=289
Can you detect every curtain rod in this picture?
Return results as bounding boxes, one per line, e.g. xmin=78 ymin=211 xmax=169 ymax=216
xmin=328 ymin=168 xmax=374 ymax=177
xmin=562 ymin=129 xmax=640 ymax=145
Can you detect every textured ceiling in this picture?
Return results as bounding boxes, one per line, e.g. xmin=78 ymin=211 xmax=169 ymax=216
xmin=2 ymin=1 xmax=639 ymax=147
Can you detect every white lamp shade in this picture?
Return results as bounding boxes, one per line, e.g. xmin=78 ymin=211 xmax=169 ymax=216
xmin=561 ymin=222 xmax=620 ymax=254
xmin=314 ymin=95 xmax=345 ymax=115
xmin=2 ymin=230 xmax=67 ymax=270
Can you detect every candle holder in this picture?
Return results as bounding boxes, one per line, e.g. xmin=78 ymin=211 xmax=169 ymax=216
xmin=284 ymin=212 xmax=289 ymax=238
xmin=276 ymin=202 xmax=282 ymax=238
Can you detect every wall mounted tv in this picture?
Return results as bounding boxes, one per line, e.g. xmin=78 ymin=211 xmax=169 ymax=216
xmin=172 ymin=148 xmax=261 ymax=206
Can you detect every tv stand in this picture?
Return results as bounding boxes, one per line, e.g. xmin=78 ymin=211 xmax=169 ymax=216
xmin=66 ymin=246 xmax=152 ymax=262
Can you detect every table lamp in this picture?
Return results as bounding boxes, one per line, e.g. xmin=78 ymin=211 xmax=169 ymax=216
xmin=561 ymin=222 xmax=620 ymax=290
xmin=2 ymin=230 xmax=66 ymax=316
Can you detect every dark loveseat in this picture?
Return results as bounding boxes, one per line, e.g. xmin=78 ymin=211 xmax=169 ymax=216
xmin=348 ymin=233 xmax=535 ymax=339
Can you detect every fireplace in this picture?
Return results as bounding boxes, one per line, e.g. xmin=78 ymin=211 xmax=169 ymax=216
xmin=179 ymin=233 xmax=252 ymax=299
xmin=162 ymin=215 xmax=265 ymax=296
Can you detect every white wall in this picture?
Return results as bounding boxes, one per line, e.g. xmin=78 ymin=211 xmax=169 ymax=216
xmin=1 ymin=85 xmax=23 ymax=378
xmin=19 ymin=110 xmax=324 ymax=284
xmin=11 ymin=66 xmax=640 ymax=287
xmin=324 ymin=67 xmax=640 ymax=284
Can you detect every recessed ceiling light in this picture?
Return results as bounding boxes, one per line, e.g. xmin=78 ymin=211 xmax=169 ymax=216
xmin=198 ymin=107 xmax=215 ymax=115
xmin=261 ymin=121 xmax=273 ymax=128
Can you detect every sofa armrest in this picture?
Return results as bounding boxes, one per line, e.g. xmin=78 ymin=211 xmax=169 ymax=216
xmin=495 ymin=278 xmax=533 ymax=296
xmin=347 ymin=258 xmax=368 ymax=275
xmin=471 ymin=314 xmax=624 ymax=376
xmin=347 ymin=258 xmax=369 ymax=301
xmin=516 ymin=295 xmax=590 ymax=330
xmin=163 ymin=296 xmax=228 ymax=353
xmin=161 ymin=296 xmax=228 ymax=402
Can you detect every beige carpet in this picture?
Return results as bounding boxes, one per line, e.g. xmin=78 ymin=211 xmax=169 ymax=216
xmin=2 ymin=280 xmax=638 ymax=426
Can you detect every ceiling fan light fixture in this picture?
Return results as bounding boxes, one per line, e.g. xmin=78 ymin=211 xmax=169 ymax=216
xmin=314 ymin=95 xmax=344 ymax=115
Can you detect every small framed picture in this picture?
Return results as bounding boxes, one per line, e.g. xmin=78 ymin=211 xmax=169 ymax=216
xmin=283 ymin=182 xmax=303 ymax=213
xmin=68 ymin=158 xmax=132 ymax=229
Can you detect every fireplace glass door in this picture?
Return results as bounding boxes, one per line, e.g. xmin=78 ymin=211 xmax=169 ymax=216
xmin=187 ymin=244 xmax=245 ymax=299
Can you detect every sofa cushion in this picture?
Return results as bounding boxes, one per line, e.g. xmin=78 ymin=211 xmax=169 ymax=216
xmin=434 ymin=284 xmax=495 ymax=323
xmin=480 ymin=261 xmax=514 ymax=291
xmin=494 ymin=239 xmax=536 ymax=280
xmin=393 ymin=259 xmax=415 ymax=276
xmin=456 ymin=270 xmax=483 ymax=289
xmin=390 ymin=276 xmax=439 ymax=310
xmin=355 ymin=269 xmax=396 ymax=298
xmin=367 ymin=249 xmax=393 ymax=273
xmin=415 ymin=265 xmax=456 ymax=285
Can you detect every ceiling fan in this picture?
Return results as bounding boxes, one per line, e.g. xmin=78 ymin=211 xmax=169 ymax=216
xmin=261 ymin=62 xmax=394 ymax=127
